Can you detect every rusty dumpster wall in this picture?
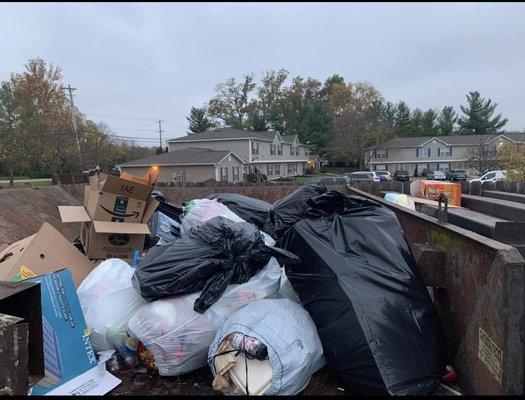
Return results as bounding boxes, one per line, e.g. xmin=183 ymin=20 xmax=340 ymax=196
xmin=349 ymin=187 xmax=525 ymax=395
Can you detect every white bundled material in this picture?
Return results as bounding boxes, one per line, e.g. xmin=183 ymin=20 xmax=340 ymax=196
xmin=127 ymin=258 xmax=281 ymax=376
xmin=77 ymin=259 xmax=146 ymax=352
xmin=278 ymin=269 xmax=301 ymax=304
xmin=181 ymin=198 xmax=275 ymax=246
xmin=209 ymin=298 xmax=326 ymax=395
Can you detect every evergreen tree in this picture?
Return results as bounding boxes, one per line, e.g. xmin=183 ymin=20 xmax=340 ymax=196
xmin=410 ymin=108 xmax=424 ymax=136
xmin=186 ymin=106 xmax=215 ymax=133
xmin=437 ymin=106 xmax=457 ymax=136
xmin=421 ymin=109 xmax=438 ymax=135
xmin=458 ymin=91 xmax=507 ymax=135
xmin=394 ymin=101 xmax=411 ymax=136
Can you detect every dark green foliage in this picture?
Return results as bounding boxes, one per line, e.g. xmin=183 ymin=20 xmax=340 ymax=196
xmin=458 ymin=91 xmax=507 ymax=135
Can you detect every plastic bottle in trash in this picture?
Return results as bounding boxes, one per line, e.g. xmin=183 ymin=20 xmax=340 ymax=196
xmin=231 ymin=333 xmax=268 ymax=360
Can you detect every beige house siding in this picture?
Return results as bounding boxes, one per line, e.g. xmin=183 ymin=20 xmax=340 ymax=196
xmin=169 ymin=139 xmax=250 ymax=161
xmin=216 ymin=154 xmax=244 ymax=182
xmin=120 ymin=165 xmax=216 ymax=183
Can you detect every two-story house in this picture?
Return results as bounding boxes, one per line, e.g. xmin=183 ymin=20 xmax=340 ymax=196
xmin=117 ymin=128 xmax=311 ymax=183
xmin=366 ymin=133 xmax=525 ymax=176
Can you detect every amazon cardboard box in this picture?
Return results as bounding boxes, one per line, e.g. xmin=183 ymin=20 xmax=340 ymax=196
xmin=0 ymin=223 xmax=95 ymax=288
xmin=59 ymin=203 xmax=157 ymax=260
xmin=85 ymin=173 xmax=155 ymax=223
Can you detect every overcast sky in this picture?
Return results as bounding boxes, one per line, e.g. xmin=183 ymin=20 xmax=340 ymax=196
xmin=1 ymin=2 xmax=524 ymax=144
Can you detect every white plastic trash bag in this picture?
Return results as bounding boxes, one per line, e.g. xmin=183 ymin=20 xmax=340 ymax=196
xmin=278 ymin=269 xmax=301 ymax=304
xmin=77 ymin=258 xmax=146 ymax=353
xmin=127 ymin=257 xmax=281 ymax=376
xmin=181 ymin=198 xmax=275 ymax=246
xmin=384 ymin=192 xmax=416 ymax=210
xmin=209 ymin=298 xmax=326 ymax=395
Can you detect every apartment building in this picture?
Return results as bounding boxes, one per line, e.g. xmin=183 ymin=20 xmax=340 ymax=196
xmin=366 ymin=133 xmax=525 ymax=175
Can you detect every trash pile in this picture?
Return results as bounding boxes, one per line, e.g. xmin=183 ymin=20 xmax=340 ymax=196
xmin=0 ymin=169 xmax=450 ymax=396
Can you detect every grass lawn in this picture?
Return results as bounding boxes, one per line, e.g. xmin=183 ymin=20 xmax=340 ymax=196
xmin=0 ymin=178 xmax=53 ymax=188
xmin=274 ymin=172 xmax=337 ymax=185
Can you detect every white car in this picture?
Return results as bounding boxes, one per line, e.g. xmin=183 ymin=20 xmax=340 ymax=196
xmin=469 ymin=170 xmax=507 ymax=184
xmin=426 ymin=170 xmax=446 ymax=181
xmin=375 ymin=170 xmax=392 ymax=181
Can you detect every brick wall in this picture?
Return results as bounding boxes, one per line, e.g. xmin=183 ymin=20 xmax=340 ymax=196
xmin=62 ymin=183 xmax=349 ymax=204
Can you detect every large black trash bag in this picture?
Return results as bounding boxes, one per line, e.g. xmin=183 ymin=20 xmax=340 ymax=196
xmin=268 ymin=184 xmax=327 ymax=238
xmin=206 ymin=193 xmax=272 ymax=233
xmin=281 ymin=194 xmax=447 ymax=395
xmin=132 ymin=216 xmax=299 ymax=313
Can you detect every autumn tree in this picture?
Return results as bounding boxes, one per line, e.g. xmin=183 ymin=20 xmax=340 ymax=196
xmin=10 ymin=58 xmax=79 ymax=182
xmin=458 ymin=91 xmax=507 ymax=135
xmin=186 ymin=106 xmax=215 ymax=133
xmin=328 ymin=81 xmax=387 ymax=167
xmin=437 ymin=106 xmax=457 ymax=136
xmin=208 ymin=75 xmax=256 ymax=129
xmin=0 ymin=81 xmax=29 ymax=186
xmin=497 ymin=143 xmax=525 ymax=182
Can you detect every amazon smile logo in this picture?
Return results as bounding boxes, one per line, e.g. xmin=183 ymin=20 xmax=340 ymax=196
xmin=100 ymin=205 xmax=140 ymax=219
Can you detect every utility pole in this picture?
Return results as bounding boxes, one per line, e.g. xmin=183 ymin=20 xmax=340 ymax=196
xmin=156 ymin=119 xmax=164 ymax=151
xmin=61 ymin=84 xmax=84 ymax=170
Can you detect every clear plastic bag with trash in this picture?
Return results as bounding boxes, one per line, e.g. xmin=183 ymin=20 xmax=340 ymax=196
xmin=126 ymin=257 xmax=282 ymax=376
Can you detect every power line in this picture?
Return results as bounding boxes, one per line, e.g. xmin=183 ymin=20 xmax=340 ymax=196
xmin=84 ymin=112 xmax=156 ymax=122
xmin=163 ymin=119 xmax=188 ymax=129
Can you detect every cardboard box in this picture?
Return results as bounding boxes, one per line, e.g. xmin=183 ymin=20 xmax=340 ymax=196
xmin=59 ymin=206 xmax=155 ymax=260
xmin=25 ymin=268 xmax=120 ymax=395
xmin=85 ymin=173 xmax=155 ymax=223
xmin=0 ymin=223 xmax=95 ymax=288
xmin=0 ymin=281 xmax=44 ymax=394
xmin=410 ymin=180 xmax=462 ymax=207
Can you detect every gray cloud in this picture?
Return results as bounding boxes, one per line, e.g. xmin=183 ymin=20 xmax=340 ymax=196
xmin=1 ymin=2 xmax=524 ymax=143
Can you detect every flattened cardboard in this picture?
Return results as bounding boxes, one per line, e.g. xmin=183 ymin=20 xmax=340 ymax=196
xmin=0 ymin=223 xmax=95 ymax=288
xmin=58 ymin=206 xmax=91 ymax=223
xmin=93 ymin=221 xmax=150 ymax=234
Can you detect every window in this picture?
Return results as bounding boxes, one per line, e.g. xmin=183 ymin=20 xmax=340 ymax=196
xmin=483 ymin=146 xmax=496 ymax=157
xmin=438 ymin=163 xmax=450 ymax=172
xmin=417 ymin=163 xmax=429 ymax=174
xmin=220 ymin=167 xmax=228 ymax=182
xmin=375 ymin=149 xmax=388 ymax=159
xmin=417 ymin=148 xmax=430 ymax=158
xmin=438 ymin=147 xmax=452 ymax=157
xmin=293 ymin=163 xmax=297 ymax=173
xmin=375 ymin=164 xmax=386 ymax=171
xmin=270 ymin=144 xmax=276 ymax=155
xmin=275 ymin=163 xmax=280 ymax=175
xmin=287 ymin=163 xmax=293 ymax=174
xmin=482 ymin=172 xmax=496 ymax=180
xmin=242 ymin=165 xmax=247 ymax=180
xmin=277 ymin=145 xmax=283 ymax=155
xmin=172 ymin=171 xmax=185 ymax=183
xmin=232 ymin=166 xmax=240 ymax=182
xmin=296 ymin=146 xmax=300 ymax=156
xmin=267 ymin=164 xmax=273 ymax=176
xmin=305 ymin=147 xmax=309 ymax=156
xmin=251 ymin=140 xmax=259 ymax=155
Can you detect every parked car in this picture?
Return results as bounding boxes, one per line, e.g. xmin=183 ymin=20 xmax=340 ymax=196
xmin=469 ymin=170 xmax=507 ymax=184
xmin=375 ymin=170 xmax=392 ymax=182
xmin=309 ymin=177 xmax=349 ymax=185
xmin=343 ymin=171 xmax=381 ymax=184
xmin=393 ymin=170 xmax=410 ymax=182
xmin=426 ymin=170 xmax=446 ymax=181
xmin=445 ymin=170 xmax=468 ymax=181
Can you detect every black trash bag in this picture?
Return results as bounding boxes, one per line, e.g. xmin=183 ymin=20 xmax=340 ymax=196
xmin=206 ymin=193 xmax=272 ymax=233
xmin=281 ymin=194 xmax=447 ymax=395
xmin=132 ymin=216 xmax=299 ymax=313
xmin=268 ymin=184 xmax=327 ymax=238
xmin=72 ymin=236 xmax=85 ymax=255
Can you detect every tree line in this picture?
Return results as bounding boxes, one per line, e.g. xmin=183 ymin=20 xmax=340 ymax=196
xmin=0 ymin=58 xmax=157 ymax=185
xmin=187 ymin=70 xmax=509 ymax=166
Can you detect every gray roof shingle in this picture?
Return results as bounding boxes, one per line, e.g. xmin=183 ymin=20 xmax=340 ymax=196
xmin=379 ymin=132 xmax=525 ymax=148
xmin=168 ymin=127 xmax=278 ymax=143
xmin=118 ymin=148 xmax=242 ymax=167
